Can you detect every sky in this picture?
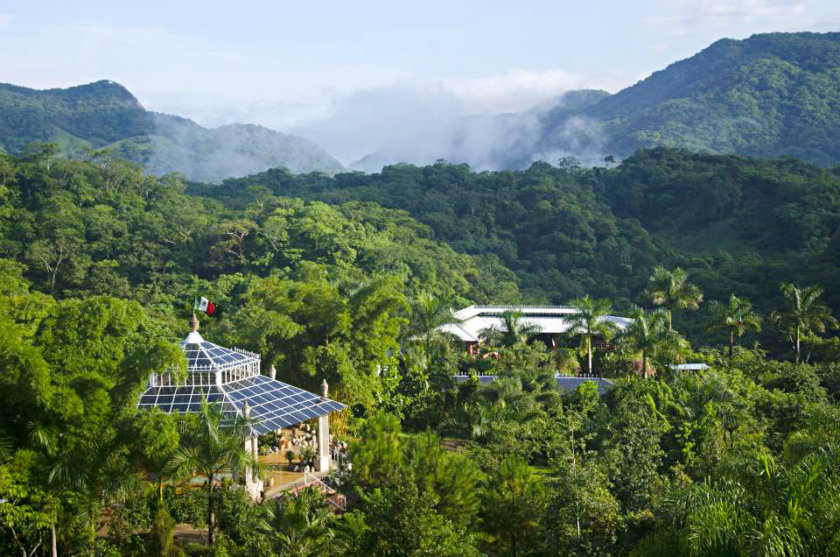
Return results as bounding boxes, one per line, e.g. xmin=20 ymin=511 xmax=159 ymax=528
xmin=1 ymin=0 xmax=839 ymax=163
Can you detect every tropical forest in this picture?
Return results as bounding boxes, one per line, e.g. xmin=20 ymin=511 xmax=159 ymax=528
xmin=3 ymin=8 xmax=840 ymax=557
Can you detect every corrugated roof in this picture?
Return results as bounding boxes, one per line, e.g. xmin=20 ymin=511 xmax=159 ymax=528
xmin=443 ymin=306 xmax=632 ymax=341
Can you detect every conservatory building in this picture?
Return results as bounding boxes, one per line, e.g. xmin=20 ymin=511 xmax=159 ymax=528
xmin=136 ymin=314 xmax=345 ymax=499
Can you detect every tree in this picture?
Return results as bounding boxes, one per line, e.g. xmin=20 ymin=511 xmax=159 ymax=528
xmin=347 ymin=480 xmax=479 ymax=556
xmin=133 ymin=409 xmax=180 ymax=506
xmin=770 ymin=283 xmax=837 ymax=363
xmin=619 ymin=307 xmax=683 ymax=379
xmin=568 ymin=296 xmax=619 ymax=376
xmin=348 ymin=413 xmax=403 ymax=489
xmin=644 ymin=266 xmax=703 ymax=330
xmin=258 ymin=489 xmax=335 ymax=557
xmin=482 ymin=455 xmax=547 ymax=556
xmin=0 ymin=451 xmax=60 ymax=557
xmin=404 ymin=430 xmax=483 ymax=529
xmin=707 ymin=295 xmax=761 ymax=359
xmin=405 ymin=292 xmax=457 ymax=355
xmin=486 ymin=309 xmax=542 ymax=348
xmin=170 ymin=399 xmax=256 ymax=545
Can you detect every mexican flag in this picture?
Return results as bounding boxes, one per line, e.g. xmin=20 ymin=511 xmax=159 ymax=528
xmin=194 ymin=296 xmax=217 ymax=316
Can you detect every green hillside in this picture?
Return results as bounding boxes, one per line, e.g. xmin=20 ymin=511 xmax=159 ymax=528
xmin=6 ymin=144 xmax=840 ymax=556
xmin=198 ymin=148 xmax=840 ymax=349
xmin=539 ymin=32 xmax=840 ymax=165
xmin=0 ymin=80 xmax=344 ymax=181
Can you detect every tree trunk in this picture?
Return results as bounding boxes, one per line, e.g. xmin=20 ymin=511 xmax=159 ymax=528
xmin=642 ymin=350 xmax=648 ymax=380
xmin=207 ymin=474 xmax=214 ymax=545
xmin=51 ymin=523 xmax=57 ymax=557
xmin=729 ymin=332 xmax=734 ymax=360
xmin=795 ymin=325 xmax=801 ymax=364
xmin=587 ymin=336 xmax=593 ymax=376
xmin=667 ymin=310 xmax=673 ymax=332
xmin=572 ymin=430 xmax=581 ymax=538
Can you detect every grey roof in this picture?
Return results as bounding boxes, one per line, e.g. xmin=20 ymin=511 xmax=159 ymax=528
xmin=554 ymin=375 xmax=616 ymax=395
xmin=454 ymin=373 xmax=615 ymax=394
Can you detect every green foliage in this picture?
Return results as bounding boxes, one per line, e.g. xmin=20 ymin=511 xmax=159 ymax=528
xmin=257 ymin=489 xmax=333 ymax=557
xmin=482 ymin=455 xmax=548 ymax=555
xmin=345 ymin=480 xmax=479 ymax=557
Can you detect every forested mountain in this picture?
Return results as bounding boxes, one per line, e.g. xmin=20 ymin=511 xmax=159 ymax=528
xmin=539 ymin=32 xmax=840 ymax=165
xmin=0 ymin=80 xmax=344 ymax=181
xmin=351 ymin=32 xmax=840 ymax=170
xmin=202 ymin=148 xmax=840 ymax=348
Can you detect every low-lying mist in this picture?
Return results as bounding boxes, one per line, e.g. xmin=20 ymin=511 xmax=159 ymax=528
xmin=292 ymin=86 xmax=613 ymax=172
xmin=143 ymin=114 xmax=344 ymax=183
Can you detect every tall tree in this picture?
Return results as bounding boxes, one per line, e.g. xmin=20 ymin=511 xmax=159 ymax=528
xmin=405 ymin=292 xmax=457 ymax=355
xmin=770 ymin=283 xmax=837 ymax=363
xmin=170 ymin=399 xmax=256 ymax=545
xmin=133 ymin=408 xmax=180 ymax=507
xmin=644 ymin=266 xmax=703 ymax=331
xmin=568 ymin=296 xmax=619 ymax=376
xmin=619 ymin=307 xmax=681 ymax=379
xmin=706 ymin=295 xmax=762 ymax=359
xmin=482 ymin=455 xmax=547 ymax=557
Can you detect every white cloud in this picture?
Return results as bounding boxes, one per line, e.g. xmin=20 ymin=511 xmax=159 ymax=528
xmin=644 ymin=0 xmax=827 ymax=36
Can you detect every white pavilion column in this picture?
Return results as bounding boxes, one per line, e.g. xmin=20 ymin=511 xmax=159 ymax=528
xmin=316 ymin=379 xmax=331 ymax=472
xmin=242 ymin=402 xmax=263 ymax=500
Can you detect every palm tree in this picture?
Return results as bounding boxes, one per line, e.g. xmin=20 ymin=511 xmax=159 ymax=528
xmin=406 ymin=292 xmax=458 ymax=353
xmin=706 ymin=295 xmax=761 ymax=360
xmin=567 ymin=296 xmax=619 ymax=376
xmin=170 ymin=398 xmax=257 ymax=545
xmin=644 ymin=266 xmax=703 ymax=331
xmin=258 ymin=490 xmax=335 ymax=557
xmin=770 ymin=283 xmax=837 ymax=363
xmin=619 ymin=307 xmax=680 ymax=379
xmin=486 ymin=309 xmax=541 ymax=348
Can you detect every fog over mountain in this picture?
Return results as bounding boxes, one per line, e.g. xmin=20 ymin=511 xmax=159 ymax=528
xmin=293 ymin=32 xmax=840 ymax=171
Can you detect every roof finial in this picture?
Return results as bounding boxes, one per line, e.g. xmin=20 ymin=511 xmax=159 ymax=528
xmin=321 ymin=378 xmax=329 ymax=399
xmin=243 ymin=401 xmax=251 ymax=420
xmin=190 ymin=312 xmax=200 ymax=333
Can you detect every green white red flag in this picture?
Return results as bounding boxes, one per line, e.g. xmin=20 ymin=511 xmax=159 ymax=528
xmin=194 ymin=296 xmax=216 ymax=316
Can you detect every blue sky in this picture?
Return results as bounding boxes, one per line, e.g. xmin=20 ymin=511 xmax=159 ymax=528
xmin=1 ymin=1 xmax=838 ymax=162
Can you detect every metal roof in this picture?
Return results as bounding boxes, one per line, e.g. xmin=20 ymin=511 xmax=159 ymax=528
xmin=137 ymin=376 xmax=345 ymax=435
xmin=181 ymin=331 xmax=258 ymax=371
xmin=136 ymin=326 xmax=345 ymax=434
xmin=441 ymin=306 xmax=632 ymax=342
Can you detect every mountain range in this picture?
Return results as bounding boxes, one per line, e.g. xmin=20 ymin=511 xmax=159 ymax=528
xmin=0 ymin=80 xmax=344 ymax=182
xmin=353 ymin=32 xmax=840 ymax=170
xmin=1 ymin=32 xmax=840 ymax=178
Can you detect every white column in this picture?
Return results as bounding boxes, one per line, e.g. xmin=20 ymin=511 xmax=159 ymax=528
xmin=244 ymin=434 xmax=263 ymax=500
xmin=316 ymin=379 xmax=331 ymax=472
xmin=317 ymin=415 xmax=330 ymax=472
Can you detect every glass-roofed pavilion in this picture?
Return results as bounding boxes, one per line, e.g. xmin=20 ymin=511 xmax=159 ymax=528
xmin=136 ymin=314 xmax=345 ymax=499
